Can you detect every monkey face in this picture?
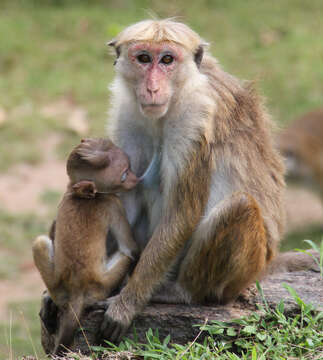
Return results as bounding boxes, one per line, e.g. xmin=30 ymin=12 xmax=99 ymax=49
xmin=121 ymin=42 xmax=186 ymax=119
xmin=68 ymin=138 xmax=139 ymax=195
xmin=89 ymin=149 xmax=139 ymax=193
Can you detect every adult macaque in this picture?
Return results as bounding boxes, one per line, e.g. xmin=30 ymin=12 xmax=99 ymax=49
xmin=33 ymin=138 xmax=139 ymax=354
xmin=97 ymin=19 xmax=289 ymax=342
xmin=277 ymin=108 xmax=323 ymax=197
xmin=97 ymin=19 xmax=320 ymax=342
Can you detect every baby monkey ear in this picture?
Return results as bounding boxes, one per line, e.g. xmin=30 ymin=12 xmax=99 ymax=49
xmin=72 ymin=180 xmax=97 ymax=199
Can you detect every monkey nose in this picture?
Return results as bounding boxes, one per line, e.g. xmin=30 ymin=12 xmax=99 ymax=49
xmin=147 ymin=87 xmax=159 ymax=96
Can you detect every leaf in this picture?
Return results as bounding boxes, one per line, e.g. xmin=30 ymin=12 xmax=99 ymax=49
xmin=303 ymin=239 xmax=319 ymax=252
xmin=163 ymin=334 xmax=171 ymax=347
xmin=283 ymin=283 xmax=305 ymax=310
xmin=256 ymin=333 xmax=267 ymax=341
xmin=277 ymin=300 xmax=285 ymax=314
xmin=242 ymin=325 xmax=257 ymax=334
xmin=314 ymin=311 xmax=323 ymax=322
xmin=227 ymin=327 xmax=237 ymax=336
xmin=251 ymin=345 xmax=257 ymax=360
xmin=306 ymin=338 xmax=314 ymax=347
xmin=141 ymin=351 xmax=164 ymax=358
xmin=256 ymin=281 xmax=269 ymax=312
xmin=227 ymin=353 xmax=241 ymax=360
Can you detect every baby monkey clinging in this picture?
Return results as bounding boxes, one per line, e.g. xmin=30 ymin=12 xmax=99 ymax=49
xmin=32 ymin=138 xmax=139 ymax=355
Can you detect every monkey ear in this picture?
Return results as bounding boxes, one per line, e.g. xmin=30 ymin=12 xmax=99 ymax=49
xmin=107 ymin=39 xmax=121 ymax=64
xmin=72 ymin=180 xmax=97 ymax=199
xmin=194 ymin=45 xmax=204 ymax=68
xmin=107 ymin=39 xmax=116 ymax=47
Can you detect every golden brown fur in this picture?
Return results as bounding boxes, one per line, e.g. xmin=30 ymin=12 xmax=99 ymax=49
xmin=98 ymin=19 xmax=290 ymax=343
xmin=33 ymin=138 xmax=138 ymax=354
xmin=95 ymin=19 xmax=292 ymax=342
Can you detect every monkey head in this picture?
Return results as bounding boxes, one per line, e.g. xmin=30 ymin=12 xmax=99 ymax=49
xmin=67 ymin=138 xmax=139 ymax=194
xmin=109 ymin=19 xmax=208 ymax=120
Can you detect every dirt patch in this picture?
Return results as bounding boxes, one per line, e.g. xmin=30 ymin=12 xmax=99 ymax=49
xmin=0 ymin=134 xmax=67 ymax=215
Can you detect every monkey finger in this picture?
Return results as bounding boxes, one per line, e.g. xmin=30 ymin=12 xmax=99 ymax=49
xmin=110 ymin=324 xmax=123 ymax=343
xmin=100 ymin=315 xmax=118 ymax=340
xmin=88 ymin=300 xmax=109 ymax=311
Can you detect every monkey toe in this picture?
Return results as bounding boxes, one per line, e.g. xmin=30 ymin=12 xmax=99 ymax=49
xmin=100 ymin=314 xmax=126 ymax=344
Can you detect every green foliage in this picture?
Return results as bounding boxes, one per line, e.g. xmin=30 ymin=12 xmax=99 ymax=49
xmin=0 ymin=209 xmax=48 ymax=280
xmin=0 ymin=210 xmax=47 ymax=251
xmin=294 ymin=238 xmax=323 ymax=277
xmin=91 ymin=288 xmax=323 ymax=360
xmin=281 ymin=225 xmax=323 ymax=252
xmin=0 ymin=300 xmax=43 ymax=359
xmin=1 ymin=0 xmax=323 ymax=170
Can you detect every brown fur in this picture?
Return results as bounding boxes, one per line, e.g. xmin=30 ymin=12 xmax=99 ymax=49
xmin=33 ymin=138 xmax=138 ymax=354
xmin=99 ymin=20 xmax=289 ymax=342
xmin=277 ymin=108 xmax=323 ymax=195
xmin=38 ymin=20 xmax=318 ymax=344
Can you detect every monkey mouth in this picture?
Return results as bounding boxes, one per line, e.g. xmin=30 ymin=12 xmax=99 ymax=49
xmin=141 ymin=103 xmax=167 ymax=108
xmin=139 ymin=102 xmax=169 ymax=119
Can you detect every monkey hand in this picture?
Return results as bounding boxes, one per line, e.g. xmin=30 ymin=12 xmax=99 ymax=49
xmin=100 ymin=293 xmax=137 ymax=343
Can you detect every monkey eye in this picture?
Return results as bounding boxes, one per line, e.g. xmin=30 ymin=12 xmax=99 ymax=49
xmin=160 ymin=55 xmax=174 ymax=65
xmin=121 ymin=170 xmax=128 ymax=183
xmin=137 ymin=54 xmax=151 ymax=64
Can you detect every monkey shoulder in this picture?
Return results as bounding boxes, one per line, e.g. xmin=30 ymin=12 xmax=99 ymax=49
xmin=104 ymin=195 xmax=126 ymax=217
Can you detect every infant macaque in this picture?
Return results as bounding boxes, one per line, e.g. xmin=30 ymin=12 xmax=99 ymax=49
xmin=32 ymin=138 xmax=139 ymax=355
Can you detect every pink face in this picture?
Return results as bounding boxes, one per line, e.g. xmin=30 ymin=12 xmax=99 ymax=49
xmin=128 ymin=42 xmax=183 ymax=119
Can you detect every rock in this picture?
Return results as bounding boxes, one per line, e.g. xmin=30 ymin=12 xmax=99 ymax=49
xmin=39 ymin=270 xmax=322 ymax=356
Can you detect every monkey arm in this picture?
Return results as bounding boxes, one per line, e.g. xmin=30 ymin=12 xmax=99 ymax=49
xmin=109 ymin=199 xmax=139 ymax=261
xmin=100 ymin=138 xmax=214 ymax=341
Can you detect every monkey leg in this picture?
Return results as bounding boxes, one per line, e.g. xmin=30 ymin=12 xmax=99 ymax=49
xmin=178 ymin=192 xmax=268 ymax=304
xmin=32 ymin=235 xmax=56 ymax=292
xmin=102 ymin=252 xmax=133 ymax=294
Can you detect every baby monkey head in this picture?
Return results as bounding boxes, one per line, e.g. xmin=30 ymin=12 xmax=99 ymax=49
xmin=67 ymin=138 xmax=139 ymax=197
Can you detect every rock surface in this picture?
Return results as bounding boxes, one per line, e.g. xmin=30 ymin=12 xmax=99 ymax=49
xmin=40 ymin=270 xmax=322 ymax=355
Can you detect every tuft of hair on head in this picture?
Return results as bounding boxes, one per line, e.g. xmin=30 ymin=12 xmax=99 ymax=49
xmin=108 ymin=19 xmax=209 ymax=55
xmin=67 ymin=138 xmax=113 ymax=177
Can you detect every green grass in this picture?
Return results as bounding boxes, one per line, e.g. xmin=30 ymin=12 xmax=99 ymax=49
xmin=0 ymin=0 xmax=323 ymax=170
xmin=0 ymin=210 xmax=48 ymax=279
xmin=0 ymin=0 xmax=323 ymax=358
xmin=0 ymin=300 xmax=44 ymax=359
xmin=91 ymin=287 xmax=323 ymax=360
xmin=281 ymin=225 xmax=323 ymax=252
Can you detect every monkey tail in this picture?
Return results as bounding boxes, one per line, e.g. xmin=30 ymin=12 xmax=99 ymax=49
xmin=54 ymin=298 xmax=84 ymax=355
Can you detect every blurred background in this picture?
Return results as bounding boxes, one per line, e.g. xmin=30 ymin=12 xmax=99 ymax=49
xmin=0 ymin=0 xmax=322 ymax=357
